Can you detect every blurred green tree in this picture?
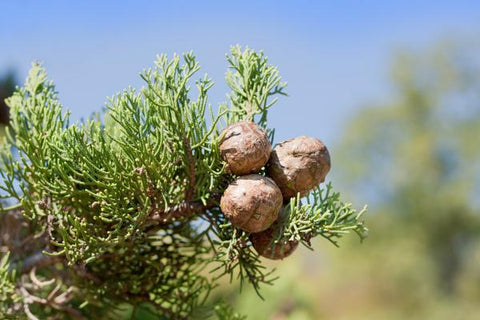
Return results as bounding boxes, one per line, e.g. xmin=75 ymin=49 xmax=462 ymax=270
xmin=330 ymin=41 xmax=480 ymax=319
xmin=339 ymin=41 xmax=480 ymax=291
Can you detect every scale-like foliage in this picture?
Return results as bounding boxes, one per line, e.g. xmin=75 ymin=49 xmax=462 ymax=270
xmin=0 ymin=253 xmax=20 ymax=317
xmin=0 ymin=46 xmax=367 ymax=319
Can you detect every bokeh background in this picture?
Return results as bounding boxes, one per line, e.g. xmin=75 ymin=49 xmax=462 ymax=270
xmin=2 ymin=1 xmax=480 ymax=319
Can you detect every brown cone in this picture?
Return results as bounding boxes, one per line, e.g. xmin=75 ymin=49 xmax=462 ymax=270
xmin=267 ymin=136 xmax=330 ymax=199
xmin=220 ymin=174 xmax=283 ymax=233
xmin=250 ymin=222 xmax=298 ymax=260
xmin=219 ymin=121 xmax=272 ymax=175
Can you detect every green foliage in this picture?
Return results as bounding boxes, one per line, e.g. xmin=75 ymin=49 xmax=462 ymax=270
xmin=275 ymin=183 xmax=367 ymax=248
xmin=0 ymin=252 xmax=20 ymax=317
xmin=212 ymin=301 xmax=247 ymax=320
xmin=225 ymin=45 xmax=287 ymax=128
xmin=0 ymin=46 xmax=366 ymax=319
xmin=204 ymin=207 xmax=278 ymax=298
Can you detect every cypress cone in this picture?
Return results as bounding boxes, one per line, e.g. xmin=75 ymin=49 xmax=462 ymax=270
xmin=220 ymin=174 xmax=282 ymax=233
xmin=267 ymin=136 xmax=331 ymax=199
xmin=219 ymin=121 xmax=272 ymax=175
xmin=250 ymin=219 xmax=298 ymax=260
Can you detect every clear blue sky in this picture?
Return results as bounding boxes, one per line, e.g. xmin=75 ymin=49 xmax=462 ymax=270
xmin=1 ymin=0 xmax=479 ymax=148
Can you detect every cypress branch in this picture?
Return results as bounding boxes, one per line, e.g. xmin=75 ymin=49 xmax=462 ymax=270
xmin=146 ymin=193 xmax=221 ymax=225
xmin=0 ymin=46 xmax=367 ymax=319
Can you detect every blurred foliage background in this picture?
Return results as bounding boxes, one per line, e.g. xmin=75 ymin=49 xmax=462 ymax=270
xmin=1 ymin=39 xmax=479 ymax=320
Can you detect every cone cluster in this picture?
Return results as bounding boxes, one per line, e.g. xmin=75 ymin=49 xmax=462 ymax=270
xmin=219 ymin=121 xmax=331 ymax=260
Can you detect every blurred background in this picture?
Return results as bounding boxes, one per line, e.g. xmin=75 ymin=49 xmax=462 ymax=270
xmin=2 ymin=1 xmax=480 ymax=319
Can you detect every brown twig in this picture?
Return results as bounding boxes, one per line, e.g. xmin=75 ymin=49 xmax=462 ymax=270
xmin=19 ymin=280 xmax=86 ymax=320
xmin=147 ymin=193 xmax=220 ymax=224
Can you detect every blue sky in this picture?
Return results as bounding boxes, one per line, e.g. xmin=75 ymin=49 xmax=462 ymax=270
xmin=1 ymin=0 xmax=479 ymax=149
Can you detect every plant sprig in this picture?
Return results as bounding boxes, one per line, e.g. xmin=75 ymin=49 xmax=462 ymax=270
xmin=0 ymin=46 xmax=367 ymax=319
xmin=275 ymin=182 xmax=368 ymax=248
